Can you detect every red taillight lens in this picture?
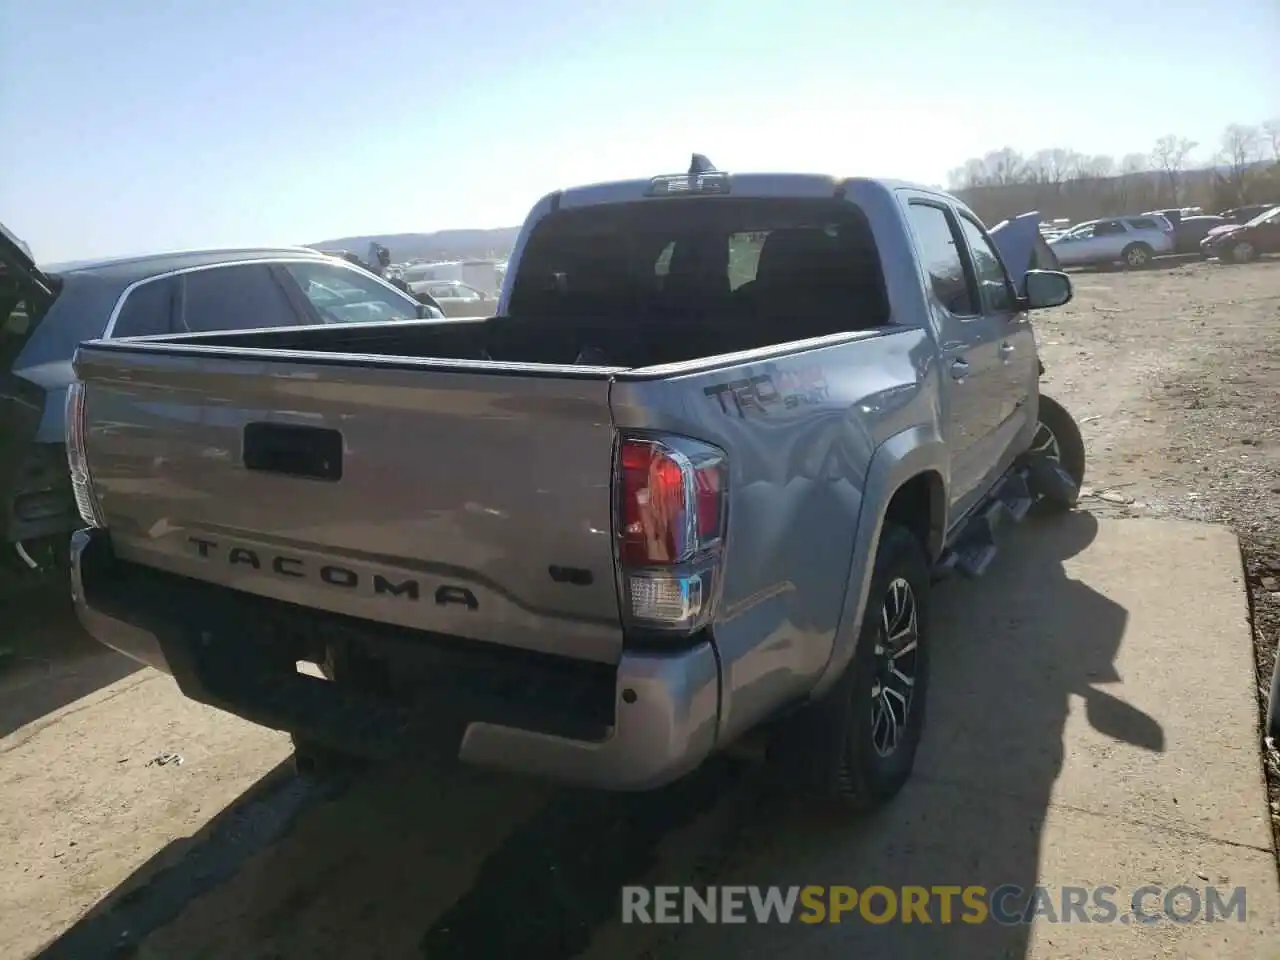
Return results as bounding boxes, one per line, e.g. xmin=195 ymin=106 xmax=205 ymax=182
xmin=615 ymin=434 xmax=729 ymax=633
xmin=693 ymin=463 xmax=723 ymax=540
xmin=617 ymin=438 xmax=726 ymax=567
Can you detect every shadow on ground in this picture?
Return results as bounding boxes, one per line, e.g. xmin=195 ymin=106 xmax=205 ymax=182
xmin=31 ymin=510 xmax=1160 ymax=960
xmin=609 ymin=509 xmax=1163 ymax=960
xmin=0 ymin=589 xmax=141 ymax=740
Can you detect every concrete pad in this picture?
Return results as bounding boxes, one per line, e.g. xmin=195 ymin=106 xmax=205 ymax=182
xmin=0 ymin=671 xmax=292 ymax=960
xmin=602 ymin=515 xmax=1279 ymax=959
xmin=927 ymin=515 xmax=1267 ymax=849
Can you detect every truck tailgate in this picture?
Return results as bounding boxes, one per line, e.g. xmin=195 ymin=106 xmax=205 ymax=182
xmin=74 ymin=346 xmax=624 ymax=663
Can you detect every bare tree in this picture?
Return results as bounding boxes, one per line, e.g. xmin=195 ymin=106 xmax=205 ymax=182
xmin=1026 ymin=148 xmax=1082 ymax=186
xmin=1261 ymin=118 xmax=1280 ymax=161
xmin=1111 ymin=153 xmax=1152 ymax=211
xmin=1120 ymin=153 xmax=1150 ymax=175
xmin=981 ymin=148 xmax=1027 ymax=186
xmin=1218 ymin=124 xmax=1263 ymax=202
xmin=947 ymin=157 xmax=991 ymax=191
xmin=1150 ymin=135 xmax=1198 ymax=204
xmin=1077 ymin=154 xmax=1116 ymax=179
xmin=946 ymin=119 xmax=1274 ymax=225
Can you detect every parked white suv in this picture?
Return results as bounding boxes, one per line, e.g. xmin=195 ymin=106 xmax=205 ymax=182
xmin=1048 ymin=215 xmax=1174 ymax=269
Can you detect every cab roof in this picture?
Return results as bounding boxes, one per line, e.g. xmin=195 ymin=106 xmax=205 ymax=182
xmin=42 ymin=246 xmax=329 ymax=283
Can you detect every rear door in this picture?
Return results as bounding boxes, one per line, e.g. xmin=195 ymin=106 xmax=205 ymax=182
xmin=904 ymin=199 xmax=1005 ymax=516
xmin=1092 ymin=219 xmax=1130 ymax=260
xmin=1051 ymin=222 xmax=1096 ymax=266
xmin=953 ymin=212 xmax=1039 ymax=477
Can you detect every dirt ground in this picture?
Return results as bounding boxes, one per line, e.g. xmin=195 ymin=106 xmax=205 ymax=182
xmin=1 ymin=257 xmax=1277 ymax=959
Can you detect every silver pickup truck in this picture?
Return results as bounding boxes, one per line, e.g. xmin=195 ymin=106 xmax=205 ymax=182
xmin=42 ymin=160 xmax=1086 ymax=810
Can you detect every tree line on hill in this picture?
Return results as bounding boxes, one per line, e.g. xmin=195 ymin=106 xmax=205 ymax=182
xmin=315 ymin=119 xmax=1279 ymax=263
xmin=947 ymin=119 xmax=1280 ymax=226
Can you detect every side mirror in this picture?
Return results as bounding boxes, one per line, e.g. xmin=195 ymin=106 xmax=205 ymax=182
xmin=1023 ymin=270 xmax=1073 ymax=310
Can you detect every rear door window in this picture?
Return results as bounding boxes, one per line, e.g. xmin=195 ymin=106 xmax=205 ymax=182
xmin=112 ymin=277 xmax=175 ymax=336
xmin=177 ymin=264 xmax=301 ymax=333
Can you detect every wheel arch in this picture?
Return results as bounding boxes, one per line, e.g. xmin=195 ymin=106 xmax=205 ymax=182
xmin=811 ymin=425 xmax=948 ymax=699
xmin=883 ymin=469 xmax=947 ymax=563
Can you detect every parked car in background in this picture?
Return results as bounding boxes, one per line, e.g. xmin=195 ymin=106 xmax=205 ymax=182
xmin=1217 ymin=204 xmax=1277 ymax=226
xmin=1168 ymin=215 xmax=1225 ymax=255
xmin=1200 ymin=204 xmax=1280 ymax=263
xmin=1142 ymin=207 xmax=1203 ymax=228
xmin=1047 ymin=215 xmax=1174 ymax=269
xmin=408 ymin=279 xmax=497 ymax=317
xmin=402 ymin=259 xmax=504 ymax=295
xmin=0 ymin=240 xmax=442 ymax=584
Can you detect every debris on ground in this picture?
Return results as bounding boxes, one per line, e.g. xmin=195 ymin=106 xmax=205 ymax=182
xmin=146 ymin=753 xmax=185 ymax=768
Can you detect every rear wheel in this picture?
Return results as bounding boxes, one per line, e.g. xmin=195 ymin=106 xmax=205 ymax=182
xmin=1121 ymin=242 xmax=1153 ymax=269
xmin=777 ymin=525 xmax=931 ymax=812
xmin=1227 ymin=240 xmax=1257 ymax=264
xmin=1030 ymin=395 xmax=1086 ymax=513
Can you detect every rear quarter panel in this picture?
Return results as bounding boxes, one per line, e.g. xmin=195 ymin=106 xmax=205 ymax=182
xmin=611 ymin=327 xmax=942 ymax=742
xmin=11 ymin=273 xmax=120 ymax=444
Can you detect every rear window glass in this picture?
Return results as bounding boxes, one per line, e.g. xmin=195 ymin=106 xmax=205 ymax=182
xmin=1128 ymin=217 xmax=1158 ymax=230
xmin=508 ymin=198 xmax=889 ymax=332
xmin=177 ymin=264 xmax=299 ymax=333
xmin=113 ymin=277 xmax=174 ymax=337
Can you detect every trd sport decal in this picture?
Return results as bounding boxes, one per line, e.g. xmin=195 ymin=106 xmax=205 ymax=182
xmin=703 ymin=365 xmax=829 ymax=417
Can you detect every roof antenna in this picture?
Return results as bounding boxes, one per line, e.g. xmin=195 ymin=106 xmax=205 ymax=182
xmin=689 ymin=153 xmax=716 ymax=176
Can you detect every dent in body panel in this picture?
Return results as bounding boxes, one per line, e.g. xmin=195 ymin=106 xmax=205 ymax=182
xmin=609 ymin=328 xmax=938 ymax=742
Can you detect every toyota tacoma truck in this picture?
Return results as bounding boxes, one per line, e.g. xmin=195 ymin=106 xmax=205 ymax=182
xmin=47 ymin=159 xmax=1085 ymax=809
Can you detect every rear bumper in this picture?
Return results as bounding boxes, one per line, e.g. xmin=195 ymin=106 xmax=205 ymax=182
xmin=70 ymin=528 xmax=720 ymax=791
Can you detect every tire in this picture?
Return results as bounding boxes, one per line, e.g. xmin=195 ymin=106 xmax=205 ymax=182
xmin=1121 ymin=242 xmax=1153 ymax=269
xmin=1226 ymin=240 xmax=1257 ymax=264
xmin=777 ymin=525 xmax=931 ymax=812
xmin=1030 ymin=394 xmax=1086 ymax=513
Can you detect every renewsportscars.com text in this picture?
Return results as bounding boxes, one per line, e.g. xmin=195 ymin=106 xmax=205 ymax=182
xmin=621 ymin=884 xmax=1249 ymax=926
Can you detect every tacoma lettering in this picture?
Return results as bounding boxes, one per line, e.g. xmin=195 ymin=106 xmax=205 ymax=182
xmin=187 ymin=537 xmax=425 ymax=602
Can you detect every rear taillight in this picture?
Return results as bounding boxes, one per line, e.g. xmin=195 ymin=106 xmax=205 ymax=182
xmin=615 ymin=434 xmax=728 ymax=634
xmin=65 ymin=382 xmax=105 ymax=528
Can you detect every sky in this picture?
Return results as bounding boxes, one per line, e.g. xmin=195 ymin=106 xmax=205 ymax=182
xmin=3 ymin=0 xmax=1278 ymax=262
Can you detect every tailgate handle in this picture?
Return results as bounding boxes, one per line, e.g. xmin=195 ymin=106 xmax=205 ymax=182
xmin=243 ymin=423 xmax=343 ymax=482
